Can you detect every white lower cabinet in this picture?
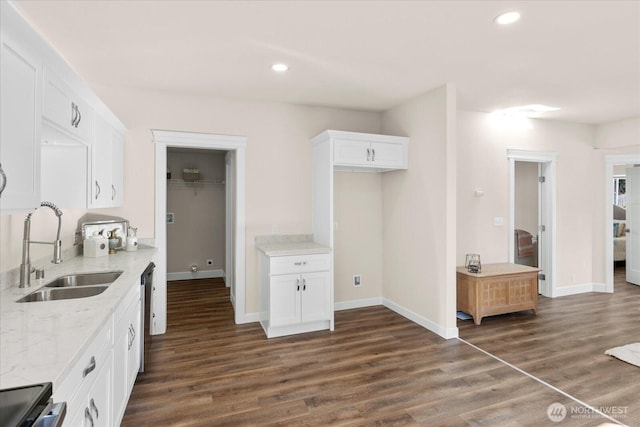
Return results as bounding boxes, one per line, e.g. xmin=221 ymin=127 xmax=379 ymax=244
xmin=260 ymin=252 xmax=332 ymax=338
xmin=66 ymin=351 xmax=112 ymax=427
xmin=113 ymin=284 xmax=141 ymax=425
xmin=54 ymin=318 xmax=113 ymax=427
xmin=54 ymin=280 xmax=142 ymax=426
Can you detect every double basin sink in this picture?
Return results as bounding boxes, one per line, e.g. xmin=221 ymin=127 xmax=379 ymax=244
xmin=17 ymin=271 xmax=123 ymax=303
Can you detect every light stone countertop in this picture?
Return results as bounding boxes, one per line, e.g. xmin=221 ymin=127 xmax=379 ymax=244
xmin=255 ymin=234 xmax=331 ymax=256
xmin=0 ymin=247 xmax=157 ymax=391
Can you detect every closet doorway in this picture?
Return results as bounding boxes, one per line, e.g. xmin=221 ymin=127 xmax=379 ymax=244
xmin=166 ymin=148 xmax=227 ymax=282
xmin=153 ymin=131 xmax=247 ymax=335
xmin=508 ymin=150 xmax=557 ymax=297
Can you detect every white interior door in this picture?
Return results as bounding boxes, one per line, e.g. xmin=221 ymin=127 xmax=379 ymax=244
xmin=626 ymin=166 xmax=640 ymax=285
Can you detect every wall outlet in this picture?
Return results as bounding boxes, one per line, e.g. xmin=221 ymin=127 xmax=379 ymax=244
xmin=206 ymin=259 xmax=213 ymax=266
xmin=353 ymin=274 xmax=362 ymax=287
xmin=494 ymin=217 xmax=504 ymax=226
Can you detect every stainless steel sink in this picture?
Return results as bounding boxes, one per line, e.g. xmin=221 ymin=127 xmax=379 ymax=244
xmin=17 ymin=285 xmax=109 ymax=302
xmin=16 ymin=271 xmax=122 ymax=302
xmin=43 ymin=271 xmax=123 ymax=288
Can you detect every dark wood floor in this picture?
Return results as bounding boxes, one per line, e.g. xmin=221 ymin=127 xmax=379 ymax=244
xmin=458 ymin=265 xmax=640 ymax=425
xmin=122 ymin=269 xmax=638 ymax=426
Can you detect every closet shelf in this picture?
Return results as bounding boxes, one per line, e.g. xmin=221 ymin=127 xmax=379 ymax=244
xmin=167 ymin=178 xmax=225 ymax=186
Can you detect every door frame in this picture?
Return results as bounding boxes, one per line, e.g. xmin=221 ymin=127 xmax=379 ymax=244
xmin=153 ymin=130 xmax=248 ymax=334
xmin=508 ymin=149 xmax=557 ymax=297
xmin=604 ymin=153 xmax=640 ymax=292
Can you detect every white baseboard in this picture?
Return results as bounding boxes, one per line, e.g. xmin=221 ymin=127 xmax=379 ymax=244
xmin=382 ymin=298 xmax=458 ymax=340
xmin=243 ymin=311 xmax=260 ymax=323
xmin=167 ymin=269 xmax=224 ymax=281
xmin=553 ymin=282 xmax=609 ymax=297
xmin=334 ymin=297 xmax=383 ymax=311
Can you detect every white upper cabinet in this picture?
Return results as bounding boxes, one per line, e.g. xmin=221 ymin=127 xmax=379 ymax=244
xmin=43 ymin=66 xmax=95 ymax=143
xmin=315 ymin=130 xmax=408 ymax=173
xmin=0 ymin=2 xmax=42 ymax=212
xmin=91 ymin=117 xmax=124 ymax=208
xmin=0 ymin=2 xmax=125 ymax=212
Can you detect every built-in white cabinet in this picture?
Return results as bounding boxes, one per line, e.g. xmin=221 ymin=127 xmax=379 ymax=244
xmin=0 ymin=1 xmax=125 ymax=213
xmin=43 ymin=66 xmax=95 ymax=144
xmin=113 ymin=284 xmax=141 ymax=425
xmin=259 ymin=252 xmax=332 ymax=338
xmin=0 ymin=1 xmax=42 ymax=212
xmin=91 ymin=116 xmax=124 ymax=208
xmin=54 ymin=318 xmax=113 ymax=427
xmin=314 ymin=130 xmax=408 ymax=173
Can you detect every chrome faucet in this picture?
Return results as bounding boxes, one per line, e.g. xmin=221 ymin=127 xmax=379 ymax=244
xmin=19 ymin=201 xmax=64 ymax=288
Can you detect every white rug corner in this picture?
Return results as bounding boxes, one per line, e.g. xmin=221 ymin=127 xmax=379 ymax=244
xmin=605 ymin=342 xmax=640 ymax=367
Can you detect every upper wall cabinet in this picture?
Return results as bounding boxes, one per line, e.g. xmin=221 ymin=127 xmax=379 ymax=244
xmin=43 ymin=67 xmax=95 ymax=144
xmin=0 ymin=2 xmax=125 ymax=213
xmin=0 ymin=2 xmax=43 ymax=213
xmin=91 ymin=116 xmax=124 ymax=208
xmin=313 ymin=130 xmax=409 ymax=173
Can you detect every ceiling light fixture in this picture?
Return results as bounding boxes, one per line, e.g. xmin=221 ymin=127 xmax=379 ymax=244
xmin=494 ymin=11 xmax=521 ymax=25
xmin=498 ymin=104 xmax=560 ymax=117
xmin=271 ymin=63 xmax=289 ymax=72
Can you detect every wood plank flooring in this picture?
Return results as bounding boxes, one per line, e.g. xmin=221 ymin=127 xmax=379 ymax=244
xmin=122 ymin=271 xmax=638 ymax=426
xmin=458 ymin=265 xmax=640 ymax=425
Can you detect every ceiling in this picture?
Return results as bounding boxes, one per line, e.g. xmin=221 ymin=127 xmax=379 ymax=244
xmin=12 ymin=0 xmax=640 ymax=125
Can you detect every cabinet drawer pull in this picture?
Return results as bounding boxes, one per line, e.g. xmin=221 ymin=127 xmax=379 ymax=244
xmin=0 ymin=163 xmax=7 ymax=196
xmin=71 ymin=102 xmax=78 ymax=126
xmin=82 ymin=356 xmax=96 ymax=378
xmin=75 ymin=104 xmax=82 ymax=128
xmin=293 ymin=261 xmax=307 ymax=266
xmin=366 ymin=148 xmax=371 ymax=161
xmin=112 ymin=184 xmax=116 ymax=200
xmin=90 ymin=398 xmax=99 ymax=419
xmin=95 ymin=180 xmax=101 ymax=200
xmin=372 ymin=148 xmax=376 ymax=161
xmin=85 ymin=407 xmax=94 ymax=427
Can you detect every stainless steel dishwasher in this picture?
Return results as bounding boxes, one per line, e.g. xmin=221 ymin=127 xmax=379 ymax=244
xmin=140 ymin=262 xmax=155 ymax=373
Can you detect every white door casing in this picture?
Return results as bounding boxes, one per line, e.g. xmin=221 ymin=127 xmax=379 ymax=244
xmin=153 ymin=130 xmax=247 ymax=334
xmin=625 ymin=166 xmax=640 ymax=285
xmin=604 ymin=154 xmax=640 ymax=292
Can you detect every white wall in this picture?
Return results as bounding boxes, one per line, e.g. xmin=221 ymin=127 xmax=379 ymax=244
xmin=380 ymin=84 xmax=458 ymax=338
xmin=456 ymin=110 xmax=599 ymax=290
xmin=333 ymin=172 xmax=383 ymax=303
xmin=92 ymin=85 xmax=382 ymax=314
xmin=591 ymin=116 xmax=640 ymax=285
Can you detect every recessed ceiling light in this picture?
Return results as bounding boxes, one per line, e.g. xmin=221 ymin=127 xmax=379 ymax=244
xmin=494 ymin=11 xmax=521 ymax=25
xmin=271 ymin=63 xmax=289 ymax=72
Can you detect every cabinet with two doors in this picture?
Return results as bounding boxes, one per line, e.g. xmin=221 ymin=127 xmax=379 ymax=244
xmin=259 ymin=252 xmax=332 ymax=338
xmin=0 ymin=1 xmax=125 ymax=213
xmin=326 ymin=130 xmax=408 ymax=172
